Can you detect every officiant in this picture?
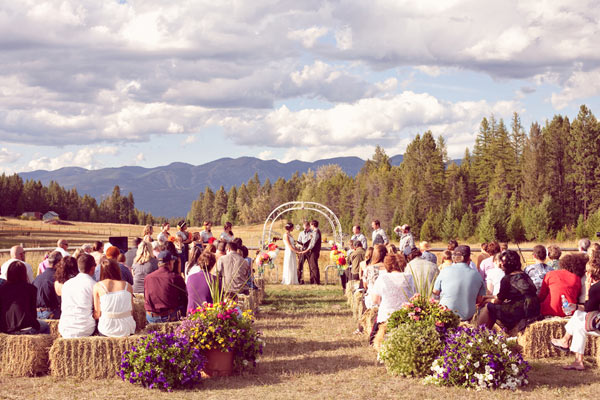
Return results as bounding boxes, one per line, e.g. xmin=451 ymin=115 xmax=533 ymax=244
xmin=297 ymin=221 xmax=312 ymax=284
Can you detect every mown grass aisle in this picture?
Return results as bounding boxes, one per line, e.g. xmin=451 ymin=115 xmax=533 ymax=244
xmin=0 ymin=284 xmax=599 ymax=399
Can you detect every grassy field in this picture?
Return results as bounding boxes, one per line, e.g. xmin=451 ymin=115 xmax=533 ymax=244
xmin=0 ymin=285 xmax=597 ymax=399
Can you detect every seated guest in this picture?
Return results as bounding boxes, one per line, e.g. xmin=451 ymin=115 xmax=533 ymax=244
xmin=551 ymin=257 xmax=600 ymax=371
xmin=406 ymin=247 xmax=438 ymax=291
xmin=132 ymin=241 xmax=158 ymax=294
xmin=58 ymin=254 xmax=97 ymax=338
xmin=0 ymin=245 xmax=34 ymax=283
xmin=524 ymin=244 xmax=551 ymax=294
xmin=363 ymin=245 xmax=388 ymax=309
xmin=144 ymin=251 xmax=187 ymax=323
xmin=439 ymin=250 xmax=453 ymax=271
xmin=539 ymin=254 xmax=582 ymax=317
xmin=215 ymin=241 xmax=250 ymax=298
xmin=433 ymin=245 xmax=485 ymax=321
xmin=419 ymin=241 xmax=437 ymax=264
xmin=547 ymin=245 xmax=561 ymax=270
xmin=370 ymin=254 xmax=414 ymax=344
xmin=215 ymin=240 xmax=227 ymax=261
xmin=200 ymin=220 xmax=214 ymax=244
xmin=0 ymin=261 xmax=49 ymax=334
xmin=33 ymin=251 xmax=63 ymax=319
xmin=93 ymin=259 xmax=136 ymax=337
xmin=187 ymin=252 xmax=218 ymax=311
xmin=54 ymin=256 xmax=79 ymax=297
xmin=478 ymin=241 xmax=501 ymax=281
xmin=90 ymin=241 xmax=105 ymax=266
xmin=185 ymin=245 xmax=204 ymax=282
xmin=358 ymin=246 xmax=374 ymax=284
xmin=478 ymin=250 xmax=540 ymax=331
xmin=349 ymin=241 xmax=366 ymax=290
xmin=124 ymin=237 xmax=142 ymax=268
xmin=151 ymin=241 xmax=163 ymax=258
xmin=476 ymin=242 xmax=489 ymax=270
xmin=55 ymin=239 xmax=70 ymax=257
xmin=38 ymin=251 xmax=51 ymax=276
xmin=572 ymin=253 xmax=590 ymax=305
xmin=220 ymin=221 xmax=235 ymax=243
xmin=485 ymin=252 xmax=505 ymax=296
xmin=164 ymin=241 xmax=182 ymax=275
xmin=94 ymin=246 xmax=133 ymax=285
xmin=142 ymin=224 xmax=154 ymax=242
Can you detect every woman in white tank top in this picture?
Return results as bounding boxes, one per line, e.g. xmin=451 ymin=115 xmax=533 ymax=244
xmin=93 ymin=259 xmax=136 ymax=337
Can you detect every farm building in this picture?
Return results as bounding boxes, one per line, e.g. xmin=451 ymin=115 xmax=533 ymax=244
xmin=21 ymin=211 xmax=42 ymax=220
xmin=42 ymin=211 xmax=60 ymax=221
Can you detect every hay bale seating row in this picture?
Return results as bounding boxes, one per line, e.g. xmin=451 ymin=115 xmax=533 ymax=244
xmin=0 ymin=334 xmax=54 ymax=377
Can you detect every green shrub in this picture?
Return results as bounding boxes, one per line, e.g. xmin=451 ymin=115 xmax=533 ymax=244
xmin=379 ymin=322 xmax=443 ymax=377
xmin=387 ymin=294 xmax=459 ymax=333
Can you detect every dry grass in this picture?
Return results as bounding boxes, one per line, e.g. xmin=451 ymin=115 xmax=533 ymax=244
xmin=1 ymin=285 xmax=600 ymax=399
xmin=0 ymin=334 xmax=54 ymax=377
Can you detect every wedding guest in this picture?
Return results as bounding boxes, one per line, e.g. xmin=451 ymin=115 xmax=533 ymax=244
xmin=90 ymin=241 xmax=105 ymax=266
xmin=539 ymin=254 xmax=582 ymax=317
xmin=478 ymin=250 xmax=540 ymax=331
xmin=433 ymin=245 xmax=485 ymax=321
xmin=551 ymin=257 xmax=600 ymax=371
xmin=0 ymin=261 xmax=49 ymax=334
xmin=215 ymin=241 xmax=250 ymax=298
xmin=396 ymin=224 xmax=414 ymax=256
xmin=200 ymin=221 xmax=214 ymax=244
xmin=349 ymin=241 xmax=366 ymax=290
xmin=0 ymin=245 xmax=34 ymax=283
xmin=157 ymin=223 xmax=170 ymax=244
xmin=37 ymin=251 xmax=51 ymax=276
xmin=93 ymin=259 xmax=136 ymax=337
xmin=55 ymin=239 xmax=70 ymax=257
xmin=371 ymin=220 xmax=389 ymax=246
xmin=124 ymin=238 xmax=142 ymax=268
xmin=439 ymin=250 xmax=453 ymax=271
xmin=94 ymin=246 xmax=133 ymax=285
xmin=187 ymin=252 xmax=218 ymax=311
xmin=151 ymin=241 xmax=163 ymax=258
xmin=132 ymin=241 xmax=158 ymax=294
xmin=420 ymin=241 xmax=437 ymax=264
xmin=524 ymin=245 xmax=551 ymax=294
xmin=142 ymin=225 xmax=154 ymax=242
xmin=547 ymin=245 xmax=561 ymax=270
xmin=363 ymin=245 xmax=388 ymax=309
xmin=58 ymin=254 xmax=97 ymax=338
xmin=485 ymin=252 xmax=505 ymax=296
xmin=573 ymin=253 xmax=590 ymax=305
xmin=164 ymin=240 xmax=182 ymax=275
xmin=54 ymin=256 xmax=79 ymax=297
xmin=350 ymin=225 xmax=368 ymax=251
xmin=144 ymin=251 xmax=187 ymax=323
xmin=359 ymin=246 xmax=374 ymax=284
xmin=478 ymin=241 xmax=501 ymax=281
xmin=476 ymin=243 xmax=489 ymax=270
xmin=215 ymin=240 xmax=227 ymax=261
xmin=500 ymin=242 xmax=509 ymax=251
xmin=203 ymin=243 xmax=217 ymax=254
xmin=175 ymin=220 xmax=192 ymax=267
xmin=33 ymin=251 xmax=62 ymax=319
xmin=370 ymin=254 xmax=414 ymax=344
xmin=578 ymin=238 xmax=591 ymax=254
xmin=220 ymin=222 xmax=235 ymax=243
xmin=406 ymin=247 xmax=438 ymax=291
xmin=185 ymin=245 xmax=204 ymax=282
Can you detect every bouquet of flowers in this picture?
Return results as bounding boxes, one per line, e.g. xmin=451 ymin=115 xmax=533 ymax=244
xmin=255 ymin=242 xmax=279 ymax=274
xmin=177 ymin=301 xmax=264 ymax=370
xmin=425 ymin=325 xmax=530 ymax=390
xmin=387 ymin=293 xmax=459 ymax=334
xmin=329 ymin=245 xmax=348 ymax=275
xmin=119 ymin=332 xmax=206 ymax=391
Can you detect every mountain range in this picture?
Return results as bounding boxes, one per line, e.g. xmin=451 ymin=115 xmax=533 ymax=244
xmin=19 ymin=155 xmax=407 ymax=217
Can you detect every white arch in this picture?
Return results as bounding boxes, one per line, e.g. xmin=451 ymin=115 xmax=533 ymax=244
xmin=260 ymin=201 xmax=344 ymax=249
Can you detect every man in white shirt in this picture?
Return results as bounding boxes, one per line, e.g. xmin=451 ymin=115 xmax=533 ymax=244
xmin=55 ymin=239 xmax=70 ymax=257
xmin=397 ymin=225 xmax=415 ymax=256
xmin=350 ymin=225 xmax=368 ymax=250
xmin=157 ymin=223 xmax=170 ymax=244
xmin=371 ymin=220 xmax=389 ymax=246
xmin=0 ymin=245 xmax=34 ymax=283
xmin=58 ymin=254 xmax=97 ymax=338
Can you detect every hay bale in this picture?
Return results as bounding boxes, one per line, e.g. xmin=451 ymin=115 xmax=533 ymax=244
xmin=517 ymin=317 xmax=599 ymax=359
xmin=0 ymin=333 xmax=54 ymax=377
xmin=238 ymin=294 xmax=251 ymax=311
xmin=143 ymin=321 xmax=181 ymax=335
xmin=352 ymin=291 xmax=365 ymax=321
xmin=43 ymin=319 xmax=60 ymax=339
xmin=359 ymin=307 xmax=378 ymax=337
xmin=132 ymin=296 xmax=147 ymax=332
xmin=49 ymin=336 xmax=140 ymax=379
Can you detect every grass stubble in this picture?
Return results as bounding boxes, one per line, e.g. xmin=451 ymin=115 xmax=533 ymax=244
xmin=0 ymin=285 xmax=598 ymax=399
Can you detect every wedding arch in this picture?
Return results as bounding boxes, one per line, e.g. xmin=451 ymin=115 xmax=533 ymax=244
xmin=260 ymin=201 xmax=344 ymax=249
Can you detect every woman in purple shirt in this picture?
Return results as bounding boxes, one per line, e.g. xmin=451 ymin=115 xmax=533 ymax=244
xmin=186 ymin=251 xmax=218 ymax=312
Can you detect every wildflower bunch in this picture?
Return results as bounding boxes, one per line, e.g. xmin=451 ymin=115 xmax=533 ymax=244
xmin=425 ymin=325 xmax=530 ymax=390
xmin=330 ymin=246 xmax=348 ymax=275
xmin=119 ymin=332 xmax=206 ymax=391
xmin=387 ymin=293 xmax=460 ymax=334
xmin=177 ymin=301 xmax=264 ymax=370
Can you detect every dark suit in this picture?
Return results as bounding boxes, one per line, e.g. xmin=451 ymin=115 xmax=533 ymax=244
xmin=308 ymin=228 xmax=321 ymax=284
xmin=297 ymin=229 xmax=312 ymax=283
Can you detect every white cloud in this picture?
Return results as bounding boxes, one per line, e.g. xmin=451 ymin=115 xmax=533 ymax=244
xmin=415 ymin=66 xmax=443 ymax=77
xmin=24 ymin=145 xmax=118 ymax=171
xmin=135 ymin=152 xmax=145 ymax=163
xmin=0 ymin=147 xmax=21 ymax=164
xmin=258 ymin=150 xmax=273 ymax=160
xmin=287 ymin=26 xmax=328 ymax=48
xmin=335 ymin=26 xmax=353 ymax=50
xmin=183 ymin=135 xmax=196 ymax=145
xmin=551 ymin=67 xmax=600 ymax=110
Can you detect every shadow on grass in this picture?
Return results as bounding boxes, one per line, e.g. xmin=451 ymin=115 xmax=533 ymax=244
xmin=259 ymin=311 xmax=351 ymax=320
xmin=519 ymin=358 xmax=600 ymax=391
xmin=263 ymin=336 xmax=362 ymax=357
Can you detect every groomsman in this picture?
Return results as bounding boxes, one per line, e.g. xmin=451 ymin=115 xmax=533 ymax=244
xmin=350 ymin=225 xmax=368 ymax=250
xmin=306 ymin=220 xmax=322 ymax=285
xmin=297 ymin=221 xmax=312 ymax=284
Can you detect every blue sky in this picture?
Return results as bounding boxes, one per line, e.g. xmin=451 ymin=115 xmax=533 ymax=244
xmin=1 ymin=0 xmax=599 ymax=173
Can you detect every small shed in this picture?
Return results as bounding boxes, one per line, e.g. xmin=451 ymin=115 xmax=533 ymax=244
xmin=43 ymin=211 xmax=60 ymax=221
xmin=22 ymin=211 xmax=42 ymax=220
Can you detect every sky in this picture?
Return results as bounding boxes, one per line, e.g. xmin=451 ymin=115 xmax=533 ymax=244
xmin=1 ymin=0 xmax=600 ymax=173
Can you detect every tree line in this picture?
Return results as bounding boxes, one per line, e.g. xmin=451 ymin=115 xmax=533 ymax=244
xmin=187 ymin=104 xmax=600 ymax=243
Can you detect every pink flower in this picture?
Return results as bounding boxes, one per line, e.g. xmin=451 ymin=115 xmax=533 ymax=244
xmin=413 ymin=316 xmax=420 ymax=321
xmin=415 ymin=307 xmax=422 ymax=313
xmin=435 ymin=321 xmax=444 ymax=327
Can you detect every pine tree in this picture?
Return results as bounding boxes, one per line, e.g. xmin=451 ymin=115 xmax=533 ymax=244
xmin=212 ymin=186 xmax=228 ymax=225
xmin=521 ymin=122 xmax=546 ymax=205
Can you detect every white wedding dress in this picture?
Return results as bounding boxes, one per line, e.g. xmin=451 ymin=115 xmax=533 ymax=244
xmin=281 ymin=233 xmax=299 ymax=285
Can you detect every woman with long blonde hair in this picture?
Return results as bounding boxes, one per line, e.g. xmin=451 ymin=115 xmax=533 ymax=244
xmin=131 ymin=241 xmax=158 ymax=294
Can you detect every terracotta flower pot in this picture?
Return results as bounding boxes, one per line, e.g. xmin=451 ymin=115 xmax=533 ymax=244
xmin=203 ymin=349 xmax=234 ymax=377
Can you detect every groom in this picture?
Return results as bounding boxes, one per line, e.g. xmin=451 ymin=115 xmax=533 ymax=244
xmin=297 ymin=221 xmax=312 ymax=284
xmin=306 ymin=220 xmax=321 ymax=285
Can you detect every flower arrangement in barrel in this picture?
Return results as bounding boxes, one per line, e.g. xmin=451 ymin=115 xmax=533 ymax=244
xmin=255 ymin=241 xmax=279 ymax=274
xmin=387 ymin=293 xmax=459 ymax=333
xmin=329 ymin=244 xmax=348 ymax=275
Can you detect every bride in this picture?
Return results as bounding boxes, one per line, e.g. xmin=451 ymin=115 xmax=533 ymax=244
xmin=282 ymin=222 xmax=307 ymax=285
